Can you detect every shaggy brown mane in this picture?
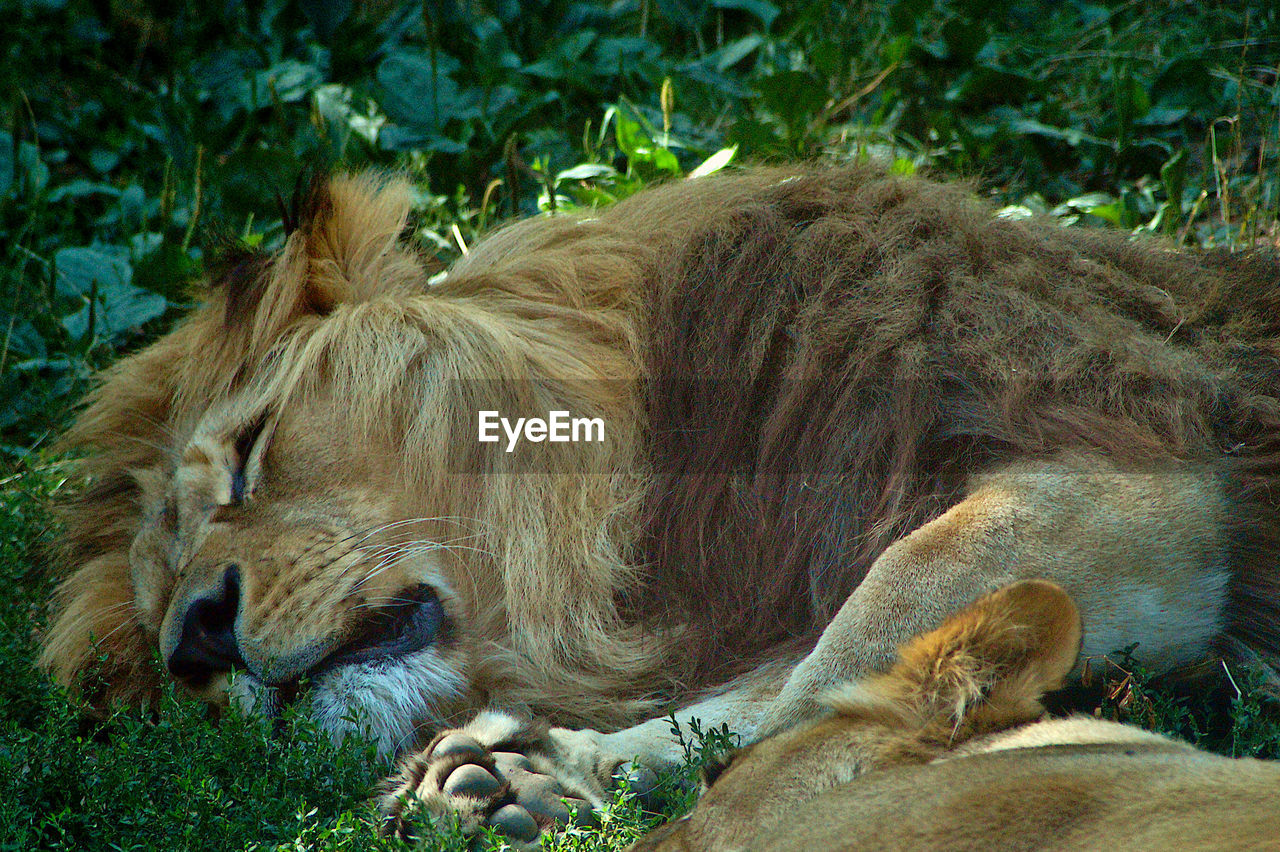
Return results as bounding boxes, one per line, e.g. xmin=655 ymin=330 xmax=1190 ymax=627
xmin=625 ymin=165 xmax=1280 ymax=685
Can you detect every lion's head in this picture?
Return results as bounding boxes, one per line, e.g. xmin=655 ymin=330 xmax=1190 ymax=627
xmin=39 ymin=174 xmax=664 ymax=755
xmin=630 ymin=580 xmax=1088 ymax=852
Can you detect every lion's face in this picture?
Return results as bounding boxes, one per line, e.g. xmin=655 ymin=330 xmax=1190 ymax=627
xmin=126 ymin=381 xmax=471 ymax=756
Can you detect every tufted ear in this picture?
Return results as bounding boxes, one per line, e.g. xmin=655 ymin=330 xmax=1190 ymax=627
xmin=208 ymin=173 xmax=423 ymax=359
xmin=827 ymin=580 xmax=1082 ymax=743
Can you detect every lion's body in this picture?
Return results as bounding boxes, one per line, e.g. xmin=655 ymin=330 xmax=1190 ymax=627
xmin=754 ymin=740 xmax=1280 ymax=852
xmin=634 ymin=582 xmax=1280 ymax=852
xmin=38 ymin=166 xmax=1280 ymax=840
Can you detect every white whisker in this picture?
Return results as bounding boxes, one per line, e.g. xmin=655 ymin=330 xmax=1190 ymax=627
xmin=117 ymin=434 xmax=175 ymax=456
xmin=350 ymin=535 xmax=495 ymax=592
xmin=91 ymin=611 xmax=142 ymax=646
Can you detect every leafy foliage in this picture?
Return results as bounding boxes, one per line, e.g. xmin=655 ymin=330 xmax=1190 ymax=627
xmin=1085 ymin=648 xmax=1280 ymax=762
xmin=2 ymin=0 xmax=1278 ymax=848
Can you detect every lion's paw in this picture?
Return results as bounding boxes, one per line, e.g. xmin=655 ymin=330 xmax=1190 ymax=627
xmin=379 ymin=711 xmax=604 ymax=848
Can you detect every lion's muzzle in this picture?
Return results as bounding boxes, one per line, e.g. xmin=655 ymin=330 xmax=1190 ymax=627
xmin=166 ymin=572 xmax=449 ymax=694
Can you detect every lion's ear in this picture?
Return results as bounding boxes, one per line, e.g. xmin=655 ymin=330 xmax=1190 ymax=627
xmin=296 ymin=174 xmax=416 ymax=307
xmin=831 ymin=580 xmax=1082 ymax=741
xmin=212 ymin=173 xmax=419 ymax=345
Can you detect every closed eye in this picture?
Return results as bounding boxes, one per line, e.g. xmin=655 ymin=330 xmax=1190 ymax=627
xmin=230 ymin=414 xmax=269 ymax=503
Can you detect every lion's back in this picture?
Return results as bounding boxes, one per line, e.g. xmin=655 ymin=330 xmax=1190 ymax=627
xmin=607 ymin=165 xmax=1280 ymax=685
xmin=750 ymin=744 xmax=1280 ymax=851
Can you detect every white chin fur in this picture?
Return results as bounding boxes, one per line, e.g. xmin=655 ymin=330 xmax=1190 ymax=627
xmin=228 ymin=647 xmax=466 ymax=760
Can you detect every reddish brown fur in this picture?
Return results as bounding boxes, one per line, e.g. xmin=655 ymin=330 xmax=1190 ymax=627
xmin=628 ymin=165 xmax=1280 ymax=685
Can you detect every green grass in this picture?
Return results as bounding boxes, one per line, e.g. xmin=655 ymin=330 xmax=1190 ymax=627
xmin=3 ymin=0 xmax=1279 ymax=848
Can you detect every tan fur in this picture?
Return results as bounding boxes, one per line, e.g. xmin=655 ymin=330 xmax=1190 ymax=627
xmin=634 ymin=581 xmax=1280 ymax=852
xmin=758 ymin=454 xmax=1234 ymax=734
xmin=35 ymin=166 xmax=1280 ymax=841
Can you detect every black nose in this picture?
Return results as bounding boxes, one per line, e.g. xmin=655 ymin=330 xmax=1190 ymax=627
xmin=167 ymin=564 xmax=246 ymax=685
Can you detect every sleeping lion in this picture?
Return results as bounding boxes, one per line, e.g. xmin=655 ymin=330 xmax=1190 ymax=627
xmin=632 ymin=580 xmax=1280 ymax=852
xmin=38 ymin=164 xmax=1280 ymax=845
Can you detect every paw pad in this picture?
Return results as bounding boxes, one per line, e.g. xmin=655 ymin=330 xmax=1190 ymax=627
xmin=613 ymin=761 xmax=663 ymax=810
xmin=432 ymin=733 xmax=488 ymax=760
xmin=442 ymin=763 xmax=502 ymax=798
xmin=489 ymin=804 xmax=540 ymax=843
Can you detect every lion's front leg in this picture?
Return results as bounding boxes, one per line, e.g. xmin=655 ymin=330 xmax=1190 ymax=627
xmin=759 ymin=455 xmax=1233 ymax=737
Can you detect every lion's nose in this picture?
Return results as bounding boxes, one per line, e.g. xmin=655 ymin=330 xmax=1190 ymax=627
xmin=167 ymin=564 xmax=246 ymax=684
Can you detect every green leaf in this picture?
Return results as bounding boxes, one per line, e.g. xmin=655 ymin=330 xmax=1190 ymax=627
xmin=523 ymin=30 xmax=597 ymax=79
xmin=0 ymin=134 xmax=49 ymax=198
xmin=1060 ymin=192 xmax=1116 ymax=211
xmin=753 ymin=71 xmax=827 ymax=132
xmin=1058 ymin=192 xmax=1135 ymax=227
xmin=1002 ymin=114 xmax=1114 ymax=150
xmin=881 ymin=33 xmax=912 ymax=64
xmin=54 ymin=247 xmax=169 ymax=343
xmin=89 ymin=148 xmax=122 ymax=174
xmin=1081 ymin=202 xmax=1125 ymax=226
xmin=53 ymin=246 xmax=132 ymax=299
xmin=46 ymin=180 xmax=122 ymax=203
xmin=614 ymin=110 xmax=681 ymax=175
xmin=711 ymin=0 xmax=779 ymax=29
xmin=1135 ymin=105 xmax=1189 ymax=127
xmin=592 ymin=36 xmax=663 ymax=74
xmin=614 ymin=112 xmax=645 ymax=162
xmin=243 ymin=60 xmax=324 ymax=107
xmin=378 ymin=52 xmax=474 ymax=126
xmin=656 ymin=149 xmax=681 ymax=174
xmin=377 ymin=126 xmax=469 ymax=155
xmin=654 ymin=0 xmax=711 ymax=29
xmin=299 ymin=0 xmax=352 ymax=42
xmin=556 ymin=164 xmax=618 ymax=182
xmin=709 ymin=34 xmax=764 ymax=72
xmin=688 ymin=145 xmax=737 ymax=178
xmin=119 ymin=183 xmax=147 ymax=228
xmin=0 ymin=315 xmax=46 ymax=360
xmin=1114 ymin=72 xmax=1151 ymax=127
